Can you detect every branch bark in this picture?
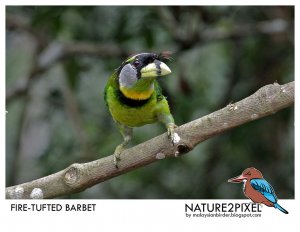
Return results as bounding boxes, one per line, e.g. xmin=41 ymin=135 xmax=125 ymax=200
xmin=6 ymin=81 xmax=294 ymax=199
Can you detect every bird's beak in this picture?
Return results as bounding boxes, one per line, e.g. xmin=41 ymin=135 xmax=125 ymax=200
xmin=228 ymin=174 xmax=246 ymax=183
xmin=140 ymin=60 xmax=171 ymax=78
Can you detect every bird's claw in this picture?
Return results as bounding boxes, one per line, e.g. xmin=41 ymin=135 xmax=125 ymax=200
xmin=113 ymin=153 xmax=120 ymax=168
xmin=167 ymin=123 xmax=177 ymax=145
xmin=113 ymin=145 xmax=123 ymax=168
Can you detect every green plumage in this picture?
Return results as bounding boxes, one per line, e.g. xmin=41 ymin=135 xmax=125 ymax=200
xmin=105 ymin=72 xmax=172 ymax=127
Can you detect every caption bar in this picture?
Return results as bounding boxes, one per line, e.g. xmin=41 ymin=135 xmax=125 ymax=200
xmin=11 ymin=203 xmax=96 ymax=212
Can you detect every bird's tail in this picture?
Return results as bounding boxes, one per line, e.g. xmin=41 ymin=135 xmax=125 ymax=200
xmin=274 ymin=203 xmax=288 ymax=214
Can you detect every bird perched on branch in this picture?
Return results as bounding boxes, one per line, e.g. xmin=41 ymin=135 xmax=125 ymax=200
xmin=228 ymin=167 xmax=288 ymax=214
xmin=104 ymin=52 xmax=176 ymax=168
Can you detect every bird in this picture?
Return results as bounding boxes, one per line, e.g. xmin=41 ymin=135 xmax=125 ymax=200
xmin=228 ymin=167 xmax=288 ymax=214
xmin=104 ymin=52 xmax=176 ymax=168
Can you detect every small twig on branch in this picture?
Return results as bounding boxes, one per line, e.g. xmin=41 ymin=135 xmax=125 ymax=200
xmin=6 ymin=81 xmax=294 ymax=199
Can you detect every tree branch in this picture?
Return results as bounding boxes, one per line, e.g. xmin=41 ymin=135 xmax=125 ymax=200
xmin=6 ymin=14 xmax=131 ymax=105
xmin=200 ymin=19 xmax=290 ymax=42
xmin=6 ymin=41 xmax=130 ymax=105
xmin=6 ymin=81 xmax=294 ymax=199
xmin=155 ymin=7 xmax=291 ymax=50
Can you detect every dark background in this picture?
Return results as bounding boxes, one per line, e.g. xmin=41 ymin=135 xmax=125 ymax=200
xmin=6 ymin=6 xmax=294 ymax=199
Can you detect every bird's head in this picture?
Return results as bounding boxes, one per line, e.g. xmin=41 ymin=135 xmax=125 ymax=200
xmin=117 ymin=52 xmax=172 ymax=100
xmin=228 ymin=167 xmax=263 ymax=183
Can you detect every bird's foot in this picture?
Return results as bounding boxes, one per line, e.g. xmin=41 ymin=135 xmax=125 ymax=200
xmin=113 ymin=154 xmax=120 ymax=169
xmin=113 ymin=145 xmax=124 ymax=168
xmin=167 ymin=123 xmax=179 ymax=145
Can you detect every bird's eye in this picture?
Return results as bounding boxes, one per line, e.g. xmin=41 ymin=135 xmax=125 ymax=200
xmin=132 ymin=60 xmax=140 ymax=68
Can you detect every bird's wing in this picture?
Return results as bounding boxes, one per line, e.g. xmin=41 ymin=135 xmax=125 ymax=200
xmin=104 ymin=72 xmax=118 ymax=106
xmin=250 ymin=178 xmax=278 ymax=203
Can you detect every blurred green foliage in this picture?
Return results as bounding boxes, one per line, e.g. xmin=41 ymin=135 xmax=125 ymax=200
xmin=6 ymin=6 xmax=294 ymax=199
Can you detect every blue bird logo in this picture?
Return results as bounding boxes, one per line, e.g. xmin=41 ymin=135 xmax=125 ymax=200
xmin=228 ymin=167 xmax=288 ymax=214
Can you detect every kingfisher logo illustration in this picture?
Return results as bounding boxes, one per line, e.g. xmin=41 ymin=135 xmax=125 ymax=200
xmin=228 ymin=167 xmax=288 ymax=214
